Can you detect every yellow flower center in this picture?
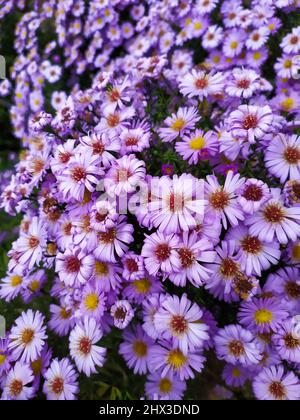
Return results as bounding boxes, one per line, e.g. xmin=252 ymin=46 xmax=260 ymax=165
xmin=172 ymin=119 xmax=185 ymax=132
xmin=230 ymin=41 xmax=238 ymax=50
xmin=292 ymin=244 xmax=300 ymax=260
xmin=190 ymin=136 xmax=206 ymax=150
xmin=29 ymin=280 xmax=40 ymax=292
xmin=284 ymin=60 xmax=292 ymax=69
xmin=281 ymin=98 xmax=295 ymax=111
xmin=31 ymin=358 xmax=42 ymax=375
xmin=84 ymin=293 xmax=99 ymax=311
xmin=0 ymin=354 xmax=7 ymax=365
xmin=133 ymin=340 xmax=147 ymax=357
xmin=232 ymin=367 xmax=242 ymax=378
xmin=10 ymin=275 xmax=22 ymax=287
xmin=167 ymin=349 xmax=187 ymax=368
xmin=254 ymin=309 xmax=273 ymax=325
xmin=133 ymin=278 xmax=151 ymax=294
xmin=194 ymin=22 xmax=202 ymax=30
xmin=95 ymin=261 xmax=109 ymax=276
xmin=253 ymin=52 xmax=261 ymax=60
xmin=159 ymin=378 xmax=173 ymax=393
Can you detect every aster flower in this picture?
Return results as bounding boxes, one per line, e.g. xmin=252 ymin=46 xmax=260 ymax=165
xmin=0 ymin=337 xmax=12 ymax=376
xmin=237 ymin=179 xmax=271 ymax=214
xmin=274 ymin=319 xmax=300 ymax=363
xmin=119 ymin=325 xmax=153 ymax=375
xmin=43 ymin=358 xmax=79 ymax=400
xmin=215 ymin=325 xmax=263 ymax=367
xmin=69 ymin=317 xmax=106 ymax=377
xmin=119 ymin=125 xmax=151 ymax=155
xmin=281 ymin=26 xmax=300 ymax=54
xmin=0 ymin=271 xmax=25 ymax=302
xmin=49 ymin=303 xmax=75 ymax=337
xmin=110 ymin=300 xmax=134 ymax=329
xmin=226 ymin=68 xmax=260 ymax=98
xmin=80 ymin=132 xmax=120 ymax=168
xmin=58 ymin=151 xmax=103 ymax=202
xmin=141 ymin=231 xmax=181 ymax=277
xmin=175 ymin=129 xmax=219 ymax=164
xmin=226 ymin=224 xmax=281 ymax=276
xmin=222 ymin=364 xmax=250 ymax=388
xmin=154 ymin=294 xmax=209 ymax=354
xmin=79 ymin=283 xmax=106 ymax=320
xmin=169 ymin=232 xmax=216 ymax=287
xmin=238 ymin=297 xmax=289 ymax=334
xmin=265 ymin=134 xmax=300 ymax=183
xmin=228 ymin=105 xmax=273 ymax=144
xmin=9 ymin=310 xmax=47 ymax=363
xmin=158 ymin=107 xmax=200 ymax=143
xmin=246 ymin=189 xmax=300 ymax=244
xmin=2 ymin=362 xmax=34 ymax=400
xmin=179 ymin=69 xmax=225 ymax=100
xmin=206 ymin=171 xmax=245 ymax=229
xmin=148 ymin=342 xmax=206 ymax=380
xmin=104 ymin=154 xmax=146 ymax=196
xmin=148 ymin=174 xmax=206 ymax=234
xmin=145 ymin=371 xmax=186 ymax=401
xmin=253 ymin=365 xmax=300 ymax=400
xmin=56 ymin=246 xmax=94 ymax=286
xmin=123 ymin=275 xmax=163 ymax=304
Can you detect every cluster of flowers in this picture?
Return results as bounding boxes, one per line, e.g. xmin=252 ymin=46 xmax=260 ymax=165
xmin=1 ymin=0 xmax=300 ymax=401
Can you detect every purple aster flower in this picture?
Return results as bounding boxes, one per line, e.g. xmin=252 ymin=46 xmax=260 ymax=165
xmin=0 ymin=271 xmax=25 ymax=302
xmin=215 ymin=324 xmax=263 ymax=367
xmin=175 ymin=129 xmax=219 ymax=164
xmin=253 ymin=365 xmax=300 ymax=400
xmin=49 ymin=303 xmax=75 ymax=337
xmin=56 ymin=246 xmax=94 ymax=286
xmin=119 ymin=325 xmax=153 ymax=375
xmin=158 ymin=107 xmax=200 ymax=143
xmin=80 ymin=132 xmax=120 ymax=168
xmin=161 ymin=164 xmax=174 ymax=177
xmin=79 ymin=283 xmax=106 ymax=320
xmin=222 ymin=364 xmax=250 ymax=388
xmin=142 ymin=293 xmax=169 ymax=340
xmin=179 ymin=70 xmax=225 ymax=100
xmin=227 ymin=105 xmax=273 ymax=144
xmin=110 ymin=299 xmax=134 ymax=329
xmin=123 ymin=275 xmax=163 ymax=304
xmin=237 ymin=179 xmax=271 ymax=215
xmin=274 ymin=319 xmax=300 ymax=363
xmin=0 ymin=337 xmax=12 ymax=376
xmin=69 ymin=317 xmax=106 ymax=377
xmin=2 ymin=362 xmax=34 ymax=400
xmin=122 ymin=252 xmax=145 ymax=282
xmin=43 ymin=358 xmax=79 ymax=400
xmin=9 ymin=310 xmax=47 ymax=363
xmin=246 ymin=189 xmax=300 ymax=244
xmin=145 ymin=371 xmax=186 ymax=400
xmin=154 ymin=294 xmax=209 ymax=354
xmin=225 ymin=68 xmax=260 ymax=99
xmin=238 ymin=297 xmax=289 ymax=334
xmin=148 ymin=342 xmax=206 ymax=380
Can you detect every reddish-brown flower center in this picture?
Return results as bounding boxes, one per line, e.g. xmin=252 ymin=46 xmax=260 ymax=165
xmin=284 ymin=146 xmax=300 ymax=165
xmin=125 ymin=137 xmax=139 ymax=146
xmin=263 ymin=204 xmax=285 ymax=223
xmin=71 ymin=166 xmax=86 ymax=182
xmin=99 ymin=228 xmax=116 ymax=244
xmin=210 ymin=190 xmax=230 ymax=210
xmin=126 ymin=258 xmax=138 ymax=273
xmin=9 ymin=379 xmax=23 ymax=397
xmin=284 ymin=333 xmax=300 ymax=349
xmin=237 ymin=79 xmax=251 ymax=89
xmin=65 ymin=255 xmax=81 ymax=273
xmin=51 ymin=377 xmax=64 ymax=395
xmin=170 ymin=315 xmax=188 ymax=335
xmin=285 ymin=281 xmax=300 ymax=299
xmin=59 ymin=151 xmax=72 ymax=164
xmin=228 ymin=340 xmax=245 ymax=356
xmin=78 ymin=337 xmax=92 ymax=355
xmin=155 ymin=244 xmax=171 ymax=262
xmin=92 ymin=141 xmax=105 ymax=155
xmin=107 ymin=114 xmax=120 ymax=127
xmin=290 ymin=35 xmax=299 ymax=45
xmin=114 ymin=307 xmax=126 ymax=320
xmin=242 ymin=184 xmax=263 ymax=201
xmin=29 ymin=236 xmax=40 ymax=249
xmin=243 ymin=114 xmax=258 ymax=130
xmin=241 ymin=236 xmax=262 ymax=254
xmin=195 ymin=77 xmax=208 ymax=89
xmin=21 ymin=328 xmax=35 ymax=345
xmin=269 ymin=382 xmax=286 ymax=400
xmin=220 ymin=258 xmax=239 ymax=278
xmin=178 ymin=248 xmax=195 ymax=269
xmin=169 ymin=193 xmax=184 ymax=212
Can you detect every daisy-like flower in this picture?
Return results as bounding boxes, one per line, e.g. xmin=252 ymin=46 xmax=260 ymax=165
xmin=238 ymin=297 xmax=289 ymax=334
xmin=158 ymin=107 xmax=200 ymax=143
xmin=94 ymin=216 xmax=134 ymax=262
xmin=49 ymin=303 xmax=76 ymax=337
xmin=119 ymin=125 xmax=151 ymax=154
xmin=141 ymin=231 xmax=180 ymax=277
xmin=228 ymin=105 xmax=273 ymax=144
xmin=281 ymin=27 xmax=300 ymax=54
xmin=154 ymin=294 xmax=209 ymax=354
xmin=148 ymin=342 xmax=206 ymax=380
xmin=110 ymin=300 xmax=134 ymax=329
xmin=205 ymin=171 xmax=245 ymax=229
xmin=0 ymin=271 xmax=25 ymax=302
xmin=9 ymin=310 xmax=47 ymax=363
xmin=56 ymin=246 xmax=94 ymax=286
xmin=222 ymin=364 xmax=250 ymax=388
xmin=43 ymin=358 xmax=79 ymax=400
xmin=142 ymin=294 xmax=169 ymax=340
xmin=51 ymin=140 xmax=76 ymax=174
xmin=226 ymin=68 xmax=260 ymax=99
xmin=123 ymin=275 xmax=163 ymax=304
xmin=274 ymin=319 xmax=300 ymax=363
xmin=274 ymin=55 xmax=299 ymax=79
xmin=14 ymin=217 xmax=47 ymax=270
xmin=2 ymin=362 xmax=34 ymax=400
xmin=175 ymin=129 xmax=219 ymax=164
xmin=246 ymin=189 xmax=300 ymax=244
xmin=246 ymin=27 xmax=270 ymax=51
xmin=237 ymin=179 xmax=271 ymax=214
xmin=122 ymin=252 xmax=145 ymax=282
xmin=79 ymin=283 xmax=106 ymax=320
xmin=253 ymin=365 xmax=300 ymax=401
xmin=179 ymin=70 xmax=225 ymax=100
xmin=169 ymin=232 xmax=216 ymax=287
xmin=284 ymin=180 xmax=300 ymax=207
xmin=0 ymin=337 xmax=12 ymax=376
xmin=223 ymin=30 xmax=245 ymax=57
xmin=104 ymin=154 xmax=146 ymax=196
xmin=214 ymin=325 xmax=263 ymax=367
xmin=148 ymin=174 xmax=206 ymax=234
xmin=69 ymin=317 xmax=106 ymax=377
xmin=145 ymin=371 xmax=186 ymax=401
xmin=119 ymin=325 xmax=153 ymax=375
xmin=80 ymin=132 xmax=120 ymax=168
xmin=202 ymin=25 xmax=223 ymax=49
xmin=226 ymin=225 xmax=281 ymax=276
xmin=265 ymin=134 xmax=300 ymax=183
xmin=58 ymin=151 xmax=103 ymax=202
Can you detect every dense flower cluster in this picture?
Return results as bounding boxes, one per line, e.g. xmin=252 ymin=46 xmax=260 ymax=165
xmin=1 ymin=0 xmax=300 ymax=400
